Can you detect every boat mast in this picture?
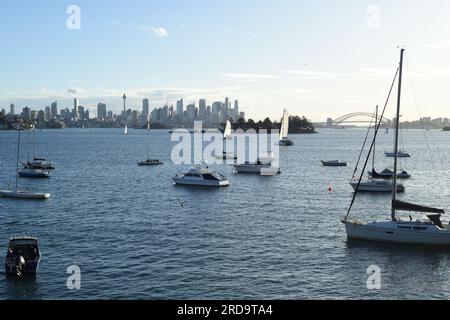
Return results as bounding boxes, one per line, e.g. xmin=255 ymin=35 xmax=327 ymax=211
xmin=372 ymin=105 xmax=378 ymax=174
xmin=32 ymin=123 xmax=35 ymax=159
xmin=146 ymin=114 xmax=151 ymax=159
xmin=16 ymin=129 xmax=21 ymax=191
xmin=391 ymin=48 xmax=404 ymax=221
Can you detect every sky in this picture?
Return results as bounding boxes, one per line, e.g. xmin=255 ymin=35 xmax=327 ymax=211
xmin=2 ymin=0 xmax=450 ymax=122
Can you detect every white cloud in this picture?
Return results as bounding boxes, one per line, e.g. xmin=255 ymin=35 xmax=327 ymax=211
xmin=222 ymin=73 xmax=279 ymax=82
xmin=424 ymin=38 xmax=450 ymax=48
xmin=283 ymin=70 xmax=333 ymax=80
xmin=133 ymin=26 xmax=170 ymax=37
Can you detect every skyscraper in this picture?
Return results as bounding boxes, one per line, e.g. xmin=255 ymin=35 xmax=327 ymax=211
xmin=97 ymin=103 xmax=107 ymax=121
xmin=9 ymin=104 xmax=15 ymax=116
xmin=73 ymin=98 xmax=79 ymax=121
xmin=51 ymin=101 xmax=58 ymax=119
xmin=142 ymin=99 xmax=149 ymax=117
xmin=199 ymin=99 xmax=207 ymax=121
xmin=176 ymin=98 xmax=184 ymax=118
xmin=186 ymin=104 xmax=196 ymax=121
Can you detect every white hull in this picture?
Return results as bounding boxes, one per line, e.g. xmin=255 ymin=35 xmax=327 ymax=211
xmin=343 ymin=220 xmax=450 ymax=246
xmin=172 ymin=177 xmax=229 ymax=187
xmin=233 ymin=164 xmax=280 ymax=174
xmin=350 ymin=181 xmax=404 ymax=193
xmin=0 ymin=190 xmax=50 ymax=199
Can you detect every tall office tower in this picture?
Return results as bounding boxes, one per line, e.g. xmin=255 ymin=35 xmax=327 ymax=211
xmin=45 ymin=106 xmax=51 ymax=121
xmin=176 ymin=98 xmax=184 ymax=118
xmin=142 ymin=98 xmax=149 ymax=117
xmin=160 ymin=105 xmax=169 ymax=122
xmin=211 ymin=101 xmax=222 ymax=123
xmin=233 ymin=100 xmax=239 ymax=120
xmin=85 ymin=110 xmax=90 ymax=120
xmin=97 ymin=103 xmax=107 ymax=121
xmin=225 ymin=97 xmax=229 ymax=110
xmin=198 ymin=99 xmax=207 ymax=121
xmin=22 ymin=107 xmax=31 ymax=121
xmin=73 ymin=98 xmax=79 ymax=120
xmin=51 ymin=101 xmax=58 ymax=119
xmin=186 ymin=104 xmax=196 ymax=121
xmin=206 ymin=105 xmax=211 ymax=122
xmin=78 ymin=106 xmax=85 ymax=120
xmin=9 ymin=104 xmax=15 ymax=115
xmin=37 ymin=110 xmax=45 ymax=123
xmin=30 ymin=110 xmax=37 ymax=122
xmin=107 ymin=111 xmax=113 ymax=119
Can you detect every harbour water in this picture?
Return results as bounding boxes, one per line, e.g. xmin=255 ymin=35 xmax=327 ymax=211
xmin=1 ymin=128 xmax=450 ymax=299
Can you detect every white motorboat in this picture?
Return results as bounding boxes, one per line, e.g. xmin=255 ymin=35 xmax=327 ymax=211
xmin=233 ymin=161 xmax=280 ymax=175
xmin=321 ymin=160 xmax=347 ymax=167
xmin=277 ymin=109 xmax=293 ymax=146
xmin=342 ymin=49 xmax=450 ymax=245
xmin=385 ymin=151 xmax=410 ymax=158
xmin=172 ymin=166 xmax=230 ymax=187
xmin=350 ymin=179 xmax=404 ymax=193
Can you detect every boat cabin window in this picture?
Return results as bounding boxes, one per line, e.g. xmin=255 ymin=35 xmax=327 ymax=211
xmin=202 ymin=174 xmax=219 ymax=181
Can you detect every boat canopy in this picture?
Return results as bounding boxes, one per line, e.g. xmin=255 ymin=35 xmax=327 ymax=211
xmin=392 ymin=200 xmax=445 ymax=214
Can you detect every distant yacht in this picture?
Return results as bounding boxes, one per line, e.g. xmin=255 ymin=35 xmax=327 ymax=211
xmin=385 ymin=151 xmax=411 ymax=158
xmin=138 ymin=115 xmax=163 ymax=166
xmin=233 ymin=160 xmax=280 ymax=175
xmin=172 ymin=165 xmax=230 ymax=187
xmin=321 ymin=160 xmax=347 ymax=167
xmin=23 ymin=125 xmax=55 ymax=170
xmin=342 ymin=49 xmax=450 ymax=245
xmin=5 ymin=236 xmax=41 ymax=276
xmin=124 ymin=125 xmax=128 ymax=135
xmin=216 ymin=120 xmax=237 ymax=160
xmin=278 ymin=109 xmax=293 ymax=146
xmin=0 ymin=129 xmax=50 ymax=200
xmin=18 ymin=168 xmax=51 ymax=179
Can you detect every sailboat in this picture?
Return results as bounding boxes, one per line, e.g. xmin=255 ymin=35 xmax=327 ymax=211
xmin=23 ymin=125 xmax=55 ymax=170
xmin=350 ymin=106 xmax=404 ymax=193
xmin=278 ymin=109 xmax=293 ymax=146
xmin=124 ymin=125 xmax=128 ymax=135
xmin=138 ymin=115 xmax=163 ymax=166
xmin=0 ymin=129 xmax=50 ymax=200
xmin=385 ymin=127 xmax=410 ymax=157
xmin=216 ymin=120 xmax=237 ymax=160
xmin=342 ymin=49 xmax=450 ymax=245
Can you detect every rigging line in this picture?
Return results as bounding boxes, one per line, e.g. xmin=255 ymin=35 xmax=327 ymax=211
xmin=344 ymin=67 xmax=399 ymax=221
xmin=351 ymin=111 xmax=375 ymax=179
xmin=405 ymin=60 xmax=436 ymax=169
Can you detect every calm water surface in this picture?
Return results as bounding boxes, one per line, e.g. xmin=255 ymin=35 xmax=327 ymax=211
xmin=0 ymin=128 xmax=450 ymax=299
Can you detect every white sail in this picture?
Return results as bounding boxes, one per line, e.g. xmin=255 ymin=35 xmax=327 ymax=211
xmin=224 ymin=120 xmax=232 ymax=139
xmin=280 ymin=109 xmax=289 ymax=140
xmin=124 ymin=125 xmax=128 ymax=135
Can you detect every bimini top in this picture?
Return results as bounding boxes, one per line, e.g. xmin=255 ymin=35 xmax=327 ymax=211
xmin=392 ymin=200 xmax=445 ymax=214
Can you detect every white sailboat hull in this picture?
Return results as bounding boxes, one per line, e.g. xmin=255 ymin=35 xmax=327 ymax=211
xmin=343 ymin=220 xmax=450 ymax=246
xmin=233 ymin=164 xmax=280 ymax=174
xmin=0 ymin=190 xmax=50 ymax=200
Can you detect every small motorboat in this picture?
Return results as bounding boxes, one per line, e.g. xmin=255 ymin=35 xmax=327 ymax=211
xmin=233 ymin=161 xmax=280 ymax=175
xmin=369 ymin=168 xmax=411 ymax=179
xmin=5 ymin=236 xmax=41 ymax=276
xmin=0 ymin=190 xmax=51 ymax=199
xmin=278 ymin=138 xmax=294 ymax=146
xmin=138 ymin=159 xmax=163 ymax=166
xmin=321 ymin=160 xmax=347 ymax=167
xmin=18 ymin=168 xmax=51 ymax=178
xmin=172 ymin=166 xmax=230 ymax=187
xmin=385 ymin=151 xmax=411 ymax=158
xmin=350 ymin=179 xmax=405 ymax=193
xmin=24 ymin=158 xmax=55 ymax=170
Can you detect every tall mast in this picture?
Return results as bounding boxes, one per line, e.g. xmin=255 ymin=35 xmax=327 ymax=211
xmin=391 ymin=48 xmax=404 ymax=221
xmin=372 ymin=105 xmax=378 ymax=174
xmin=16 ymin=129 xmax=21 ymax=191
xmin=147 ymin=114 xmax=151 ymax=159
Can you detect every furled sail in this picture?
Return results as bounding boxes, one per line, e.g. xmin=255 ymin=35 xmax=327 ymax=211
xmin=392 ymin=200 xmax=445 ymax=214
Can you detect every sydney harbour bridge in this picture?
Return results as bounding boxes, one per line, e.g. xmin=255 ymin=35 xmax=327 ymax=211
xmin=316 ymin=112 xmax=391 ymax=128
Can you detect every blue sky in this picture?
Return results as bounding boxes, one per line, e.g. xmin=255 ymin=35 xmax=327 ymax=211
xmin=2 ymin=0 xmax=450 ymax=121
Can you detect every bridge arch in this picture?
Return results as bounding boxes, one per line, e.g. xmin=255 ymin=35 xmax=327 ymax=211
xmin=332 ymin=112 xmax=389 ymax=126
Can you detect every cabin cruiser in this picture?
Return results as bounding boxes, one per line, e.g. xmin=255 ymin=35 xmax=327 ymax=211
xmin=233 ymin=160 xmax=280 ymax=175
xmin=138 ymin=159 xmax=163 ymax=166
xmin=24 ymin=158 xmax=55 ymax=170
xmin=5 ymin=236 xmax=41 ymax=276
xmin=321 ymin=160 xmax=347 ymax=167
xmin=172 ymin=166 xmax=230 ymax=187
xmin=18 ymin=168 xmax=51 ymax=178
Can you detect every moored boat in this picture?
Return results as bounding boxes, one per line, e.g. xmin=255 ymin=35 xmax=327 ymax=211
xmin=172 ymin=166 xmax=230 ymax=187
xmin=5 ymin=236 xmax=41 ymax=276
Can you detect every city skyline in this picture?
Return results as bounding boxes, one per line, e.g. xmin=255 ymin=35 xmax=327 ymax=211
xmin=3 ymin=1 xmax=450 ymax=121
